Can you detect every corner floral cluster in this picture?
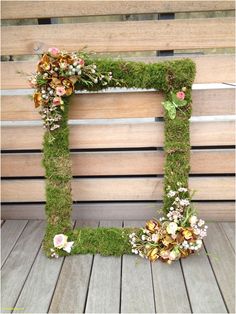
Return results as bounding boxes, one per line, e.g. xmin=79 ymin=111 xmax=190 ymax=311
xmin=29 ymin=47 xmax=118 ymax=131
xmin=129 ymin=184 xmax=207 ymax=264
xmin=50 ymin=234 xmax=74 ymax=258
xmin=162 ymin=87 xmax=187 ymax=119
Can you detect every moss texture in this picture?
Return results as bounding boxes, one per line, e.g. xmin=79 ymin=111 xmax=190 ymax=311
xmin=42 ymin=57 xmax=196 ymax=257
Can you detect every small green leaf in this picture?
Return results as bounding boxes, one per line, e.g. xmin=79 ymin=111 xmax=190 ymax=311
xmin=163 ymin=101 xmax=173 ymax=111
xmin=177 ymin=100 xmax=187 ymax=107
xmin=168 ymin=107 xmax=176 ymax=119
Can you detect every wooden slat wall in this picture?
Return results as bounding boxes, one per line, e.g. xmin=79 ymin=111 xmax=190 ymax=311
xmin=2 ymin=89 xmax=235 ymax=120
xmin=1 ymin=2 xmax=235 ymax=220
xmin=2 ymin=55 xmax=235 ymax=90
xmin=2 ymin=18 xmax=235 ymax=55
xmin=1 ymin=202 xmax=235 ymax=221
xmin=2 ymin=121 xmax=235 ymax=150
xmin=1 ymin=150 xmax=235 ymax=177
xmin=2 ymin=1 xmax=235 ymax=19
xmin=1 ymin=177 xmax=235 ymax=202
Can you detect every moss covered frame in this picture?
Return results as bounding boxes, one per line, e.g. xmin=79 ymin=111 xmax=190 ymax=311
xmin=42 ymin=57 xmax=196 ymax=257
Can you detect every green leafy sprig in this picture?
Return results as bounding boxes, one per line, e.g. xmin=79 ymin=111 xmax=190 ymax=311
xmin=162 ymin=91 xmax=187 ymax=119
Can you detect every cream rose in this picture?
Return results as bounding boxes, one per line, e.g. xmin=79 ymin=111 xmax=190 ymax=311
xmin=189 ymin=215 xmax=198 ymax=226
xmin=53 ymin=234 xmax=68 ymax=249
xmin=166 ymin=222 xmax=178 ymax=235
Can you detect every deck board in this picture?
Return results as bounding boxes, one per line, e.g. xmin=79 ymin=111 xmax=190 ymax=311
xmin=85 ymin=220 xmax=122 ymax=313
xmin=1 ymin=220 xmax=28 ymax=267
xmin=221 ymin=222 xmax=235 ymax=251
xmin=1 ymin=220 xmax=234 ymax=314
xmin=181 ymin=228 xmax=228 ymax=313
xmin=204 ymin=223 xmax=235 ymax=313
xmin=152 ymin=261 xmax=191 ymax=313
xmin=13 ymin=248 xmax=63 ymax=314
xmin=121 ymin=221 xmax=155 ymax=313
xmin=49 ymin=220 xmax=98 ymax=313
xmin=1 ymin=221 xmax=45 ymax=312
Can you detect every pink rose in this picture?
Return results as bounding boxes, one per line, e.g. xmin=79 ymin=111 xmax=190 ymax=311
xmin=176 ymin=91 xmax=185 ymax=100
xmin=78 ymin=58 xmax=85 ymax=67
xmin=53 ymin=234 xmax=68 ymax=249
xmin=56 ymin=86 xmax=66 ymax=96
xmin=53 ymin=97 xmax=63 ymax=106
xmin=48 ymin=47 xmax=60 ymax=57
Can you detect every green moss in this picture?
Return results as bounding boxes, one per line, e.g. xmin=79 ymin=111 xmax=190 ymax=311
xmin=42 ymin=57 xmax=196 ymax=257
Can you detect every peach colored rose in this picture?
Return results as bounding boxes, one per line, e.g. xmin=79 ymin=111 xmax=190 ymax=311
xmin=176 ymin=91 xmax=185 ymax=100
xmin=53 ymin=97 xmax=63 ymax=106
xmin=160 ymin=249 xmax=170 ymax=259
xmin=48 ymin=47 xmax=60 ymax=57
xmin=56 ymin=86 xmax=66 ymax=96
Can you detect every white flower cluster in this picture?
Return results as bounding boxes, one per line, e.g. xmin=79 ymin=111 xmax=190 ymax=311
xmin=40 ymin=104 xmax=62 ymax=131
xmin=50 ymin=248 xmax=59 ymax=258
xmin=129 ymin=232 xmax=145 ymax=258
xmin=190 ymin=216 xmax=208 ymax=239
xmin=166 ymin=185 xmax=190 ymax=223
xmin=180 ymin=239 xmax=203 ymax=251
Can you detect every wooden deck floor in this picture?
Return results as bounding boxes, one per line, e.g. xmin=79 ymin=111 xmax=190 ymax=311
xmin=1 ymin=220 xmax=235 ymax=314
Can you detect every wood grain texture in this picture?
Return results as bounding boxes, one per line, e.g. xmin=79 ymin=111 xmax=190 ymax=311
xmin=1 ymin=149 xmax=235 ymax=177
xmin=1 ymin=219 xmax=28 ymax=267
xmin=49 ymin=220 xmax=98 ymax=314
xmin=181 ymin=241 xmax=227 ymax=313
xmin=2 ymin=55 xmax=234 ymax=89
xmin=221 ymin=222 xmax=235 ymax=250
xmin=2 ymin=1 xmax=234 ymax=19
xmin=2 ymin=121 xmax=235 ymax=150
xmin=204 ymin=223 xmax=235 ymax=313
xmin=152 ymin=261 xmax=191 ymax=313
xmin=13 ymin=248 xmax=64 ymax=314
xmin=85 ymin=220 xmax=122 ymax=313
xmin=2 ymin=89 xmax=235 ymax=121
xmin=1 ymin=177 xmax=235 ymax=202
xmin=1 ymin=221 xmax=45 ymax=311
xmin=2 ymin=18 xmax=235 ymax=55
xmin=122 ymin=220 xmax=155 ymax=313
xmin=1 ymin=92 xmax=163 ymax=120
xmin=1 ymin=202 xmax=235 ymax=221
xmin=126 ymin=55 xmax=236 ymax=84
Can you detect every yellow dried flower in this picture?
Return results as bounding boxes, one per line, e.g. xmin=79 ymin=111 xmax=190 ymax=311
xmin=147 ymin=248 xmax=159 ymax=262
xmin=183 ymin=229 xmax=193 ymax=240
xmin=145 ymin=219 xmax=159 ymax=233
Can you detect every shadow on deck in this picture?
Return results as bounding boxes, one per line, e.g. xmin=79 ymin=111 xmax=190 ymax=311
xmin=1 ymin=220 xmax=235 ymax=313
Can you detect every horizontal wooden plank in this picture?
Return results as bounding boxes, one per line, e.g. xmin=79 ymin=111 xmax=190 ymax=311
xmin=125 ymin=55 xmax=236 ymax=85
xmin=2 ymin=55 xmax=234 ymax=89
xmin=1 ymin=177 xmax=235 ymax=202
xmin=2 ymin=18 xmax=234 ymax=55
xmin=1 ymin=202 xmax=235 ymax=221
xmin=2 ymin=1 xmax=234 ymax=19
xmin=1 ymin=92 xmax=163 ymax=120
xmin=1 ymin=149 xmax=235 ymax=177
xmin=2 ymin=121 xmax=235 ymax=150
xmin=2 ymin=88 xmax=235 ymax=121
